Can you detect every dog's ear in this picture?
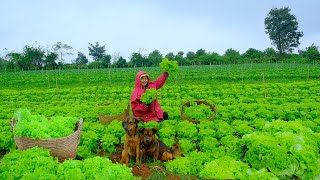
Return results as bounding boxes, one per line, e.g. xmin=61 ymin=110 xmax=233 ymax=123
xmin=152 ymin=128 xmax=158 ymax=134
xmin=135 ymin=117 xmax=144 ymax=123
xmin=139 ymin=128 xmax=145 ymax=135
xmin=122 ymin=118 xmax=126 ymax=127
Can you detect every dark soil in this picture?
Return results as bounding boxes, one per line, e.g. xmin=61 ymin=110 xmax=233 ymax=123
xmin=105 ymin=144 xmax=197 ymax=180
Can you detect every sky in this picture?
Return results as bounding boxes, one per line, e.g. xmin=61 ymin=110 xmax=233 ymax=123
xmin=1 ymin=0 xmax=319 ymax=63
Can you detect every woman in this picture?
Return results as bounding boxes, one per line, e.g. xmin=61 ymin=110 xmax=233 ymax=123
xmin=131 ymin=71 xmax=169 ymax=122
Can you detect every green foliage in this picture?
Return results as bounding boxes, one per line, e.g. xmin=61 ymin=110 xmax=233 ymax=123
xmin=164 ymin=157 xmax=192 ymax=176
xmin=300 ymin=44 xmax=320 ymax=61
xmin=1 ymin=64 xmax=320 ymax=179
xmin=78 ymin=122 xmax=106 ymax=159
xmin=0 ymin=147 xmax=136 ymax=180
xmin=159 ymin=58 xmax=178 ymax=74
xmin=75 ymin=52 xmax=88 ymax=65
xmin=147 ymin=50 xmax=163 ymax=66
xmin=242 ymin=130 xmax=320 ymax=178
xmin=199 ymin=156 xmax=250 ymax=179
xmin=101 ymin=121 xmax=124 ymax=153
xmin=265 ymin=7 xmax=303 ymax=54
xmin=213 ymin=120 xmax=234 ymax=139
xmin=13 ymin=109 xmax=79 ymax=139
xmin=247 ymin=168 xmax=279 ymax=180
xmin=0 ymin=120 xmax=15 ymax=151
xmin=231 ymin=120 xmax=255 ymax=136
xmin=183 ymin=102 xmax=212 ymax=121
xmin=95 ymin=102 xmax=128 ymax=116
xmin=101 ymin=134 xmax=118 ymax=153
xmin=0 ymin=147 xmax=59 ymax=179
xmin=139 ymin=120 xmax=161 ymax=129
xmin=88 ymin=42 xmax=106 ymax=61
xmin=178 ymin=138 xmax=196 ymax=155
xmin=177 ymin=121 xmax=198 ymax=141
xmin=140 ymin=88 xmax=157 ymax=105
xmin=80 ymin=157 xmax=136 ymax=180
xmin=199 ymin=136 xmax=219 ymax=152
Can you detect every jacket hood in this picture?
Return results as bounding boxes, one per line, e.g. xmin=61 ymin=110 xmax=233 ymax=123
xmin=135 ymin=71 xmax=149 ymax=88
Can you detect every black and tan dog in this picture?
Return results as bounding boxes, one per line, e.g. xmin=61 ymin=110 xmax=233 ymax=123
xmin=140 ymin=128 xmax=181 ymax=162
xmin=120 ymin=116 xmax=143 ymax=166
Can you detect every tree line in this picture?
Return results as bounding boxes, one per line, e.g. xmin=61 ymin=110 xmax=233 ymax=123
xmin=0 ymin=7 xmax=319 ymax=71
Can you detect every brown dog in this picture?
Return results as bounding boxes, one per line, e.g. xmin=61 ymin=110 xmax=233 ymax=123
xmin=120 ymin=116 xmax=143 ymax=166
xmin=140 ymin=128 xmax=174 ymax=162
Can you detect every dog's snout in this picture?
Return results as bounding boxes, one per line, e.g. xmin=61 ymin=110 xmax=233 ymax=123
xmin=123 ymin=123 xmax=128 ymax=131
xmin=145 ymin=136 xmax=151 ymax=142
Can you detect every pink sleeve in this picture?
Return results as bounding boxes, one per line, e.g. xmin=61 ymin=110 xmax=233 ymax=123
xmin=153 ymin=72 xmax=169 ymax=89
xmin=131 ymin=99 xmax=148 ymax=112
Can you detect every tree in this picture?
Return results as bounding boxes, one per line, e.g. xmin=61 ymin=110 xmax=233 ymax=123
xmin=6 ymin=52 xmax=23 ymax=69
xmin=195 ymin=48 xmax=206 ymax=57
xmin=45 ymin=52 xmax=58 ymax=69
xmin=88 ymin=42 xmax=106 ymax=61
xmin=175 ymin=51 xmax=187 ymax=65
xmin=165 ymin=52 xmax=175 ymax=60
xmin=113 ymin=56 xmax=127 ymax=68
xmin=147 ymin=50 xmax=162 ymax=66
xmin=23 ymin=45 xmax=45 ymax=69
xmin=186 ymin=51 xmax=196 ymax=60
xmin=129 ymin=52 xmax=147 ymax=67
xmin=224 ymin=48 xmax=241 ymax=63
xmin=53 ymin=42 xmax=73 ymax=64
xmin=242 ymin=48 xmax=263 ymax=59
xmin=75 ymin=52 xmax=88 ymax=65
xmin=301 ymin=44 xmax=320 ymax=62
xmin=264 ymin=47 xmax=277 ymax=57
xmin=0 ymin=57 xmax=8 ymax=70
xmin=97 ymin=54 xmax=111 ymax=68
xmin=265 ymin=7 xmax=303 ymax=54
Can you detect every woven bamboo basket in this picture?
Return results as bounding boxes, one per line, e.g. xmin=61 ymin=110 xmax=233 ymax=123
xmin=97 ymin=103 xmax=130 ymax=124
xmin=10 ymin=118 xmax=83 ymax=162
xmin=180 ymin=100 xmax=217 ymax=124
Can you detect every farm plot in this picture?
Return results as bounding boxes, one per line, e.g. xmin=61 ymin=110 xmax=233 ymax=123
xmin=0 ymin=64 xmax=320 ymax=179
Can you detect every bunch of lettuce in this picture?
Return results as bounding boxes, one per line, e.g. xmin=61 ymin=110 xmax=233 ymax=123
xmin=183 ymin=102 xmax=212 ymax=121
xmin=59 ymin=157 xmax=136 ymax=180
xmin=159 ymin=58 xmax=179 ymax=73
xmin=13 ymin=109 xmax=78 ymax=139
xmin=95 ymin=102 xmax=128 ymax=116
xmin=199 ymin=156 xmax=250 ymax=179
xmin=101 ymin=121 xmax=124 ymax=153
xmin=242 ymin=131 xmax=320 ymax=179
xmin=0 ymin=147 xmax=59 ymax=179
xmin=0 ymin=147 xmax=136 ymax=180
xmin=164 ymin=151 xmax=213 ymax=177
xmin=140 ymin=88 xmax=157 ymax=105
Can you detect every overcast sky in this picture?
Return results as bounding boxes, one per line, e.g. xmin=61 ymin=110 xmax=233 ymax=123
xmin=1 ymin=0 xmax=319 ymax=63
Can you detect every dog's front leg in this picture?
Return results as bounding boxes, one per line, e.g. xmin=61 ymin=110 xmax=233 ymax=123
xmin=135 ymin=143 xmax=141 ymax=164
xmin=142 ymin=148 xmax=147 ymax=162
xmin=121 ymin=141 xmax=129 ymax=166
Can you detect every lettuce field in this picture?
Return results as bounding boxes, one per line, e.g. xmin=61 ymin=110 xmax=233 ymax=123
xmin=0 ymin=63 xmax=320 ymax=179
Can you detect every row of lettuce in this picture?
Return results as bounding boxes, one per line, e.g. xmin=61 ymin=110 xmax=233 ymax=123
xmin=1 ymin=63 xmax=319 ymax=89
xmin=1 ymin=116 xmax=320 ymax=179
xmin=0 ymin=80 xmax=318 ymax=121
xmin=1 ymin=71 xmax=320 ymax=178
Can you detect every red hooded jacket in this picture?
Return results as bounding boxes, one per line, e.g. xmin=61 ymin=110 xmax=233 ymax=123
xmin=130 ymin=71 xmax=168 ymax=122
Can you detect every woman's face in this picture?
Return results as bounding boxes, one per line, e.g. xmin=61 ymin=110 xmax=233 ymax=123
xmin=140 ymin=76 xmax=149 ymax=86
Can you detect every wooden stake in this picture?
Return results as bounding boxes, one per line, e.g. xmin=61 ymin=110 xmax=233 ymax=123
xmin=56 ymin=78 xmax=59 ymax=96
xmin=262 ymin=73 xmax=266 ymax=98
xmin=307 ymin=65 xmax=310 ymax=80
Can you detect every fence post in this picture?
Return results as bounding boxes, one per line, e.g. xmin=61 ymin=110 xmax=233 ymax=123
xmin=56 ymin=77 xmax=59 ymax=96
xmin=262 ymin=73 xmax=266 ymax=98
xmin=307 ymin=65 xmax=310 ymax=80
